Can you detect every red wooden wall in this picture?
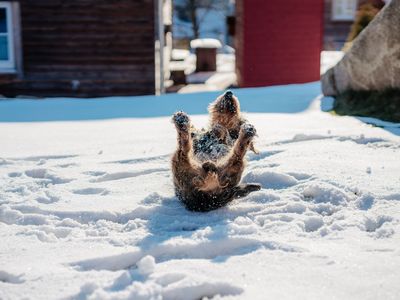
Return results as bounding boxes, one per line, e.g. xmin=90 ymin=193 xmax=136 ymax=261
xmin=236 ymin=0 xmax=324 ymax=87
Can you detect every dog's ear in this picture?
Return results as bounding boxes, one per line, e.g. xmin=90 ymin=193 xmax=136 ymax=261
xmin=233 ymin=183 xmax=261 ymax=198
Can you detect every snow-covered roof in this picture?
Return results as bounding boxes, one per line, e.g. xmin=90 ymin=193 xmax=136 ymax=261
xmin=190 ymin=38 xmax=222 ymax=49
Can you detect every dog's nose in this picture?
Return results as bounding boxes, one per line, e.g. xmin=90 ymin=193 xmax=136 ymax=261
xmin=224 ymin=90 xmax=233 ymax=100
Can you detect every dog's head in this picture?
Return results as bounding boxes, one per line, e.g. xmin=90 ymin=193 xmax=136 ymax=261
xmin=209 ymin=90 xmax=241 ymax=115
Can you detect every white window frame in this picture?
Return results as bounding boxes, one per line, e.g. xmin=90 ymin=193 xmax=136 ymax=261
xmin=0 ymin=1 xmax=16 ymax=72
xmin=332 ymin=0 xmax=358 ymax=21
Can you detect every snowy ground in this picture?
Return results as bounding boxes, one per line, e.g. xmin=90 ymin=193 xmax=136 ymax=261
xmin=1 ymin=82 xmax=400 ymax=300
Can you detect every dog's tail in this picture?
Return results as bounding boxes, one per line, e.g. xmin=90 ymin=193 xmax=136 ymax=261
xmin=232 ymin=183 xmax=261 ymax=198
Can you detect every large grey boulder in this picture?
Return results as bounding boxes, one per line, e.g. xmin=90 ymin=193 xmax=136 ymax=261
xmin=322 ymin=0 xmax=400 ymax=96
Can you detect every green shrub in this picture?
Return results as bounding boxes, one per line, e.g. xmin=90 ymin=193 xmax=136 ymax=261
xmin=333 ymin=89 xmax=400 ymax=122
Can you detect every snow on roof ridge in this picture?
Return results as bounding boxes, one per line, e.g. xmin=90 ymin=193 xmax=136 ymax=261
xmin=190 ymin=38 xmax=222 ymax=49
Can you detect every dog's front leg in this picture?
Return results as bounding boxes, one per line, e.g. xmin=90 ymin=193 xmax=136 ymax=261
xmin=172 ymin=111 xmax=192 ymax=159
xmin=219 ymin=123 xmax=257 ymax=186
xmin=171 ymin=112 xmax=200 ymax=185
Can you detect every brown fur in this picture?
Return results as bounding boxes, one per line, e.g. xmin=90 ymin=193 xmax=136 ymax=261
xmin=171 ymin=91 xmax=261 ymax=212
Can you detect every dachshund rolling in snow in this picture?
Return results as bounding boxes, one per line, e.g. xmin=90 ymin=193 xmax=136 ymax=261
xmin=171 ymin=91 xmax=261 ymax=212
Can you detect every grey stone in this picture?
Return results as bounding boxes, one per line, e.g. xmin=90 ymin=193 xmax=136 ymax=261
xmin=322 ymin=0 xmax=400 ymax=96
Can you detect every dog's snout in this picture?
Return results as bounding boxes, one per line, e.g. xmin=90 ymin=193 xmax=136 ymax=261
xmin=224 ymin=90 xmax=233 ymax=100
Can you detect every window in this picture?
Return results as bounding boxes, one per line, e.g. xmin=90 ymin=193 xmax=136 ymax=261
xmin=332 ymin=0 xmax=357 ymax=21
xmin=0 ymin=2 xmax=15 ymax=71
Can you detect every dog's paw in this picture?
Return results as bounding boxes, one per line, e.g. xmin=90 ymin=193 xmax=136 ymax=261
xmin=241 ymin=123 xmax=257 ymax=138
xmin=172 ymin=111 xmax=190 ymax=130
